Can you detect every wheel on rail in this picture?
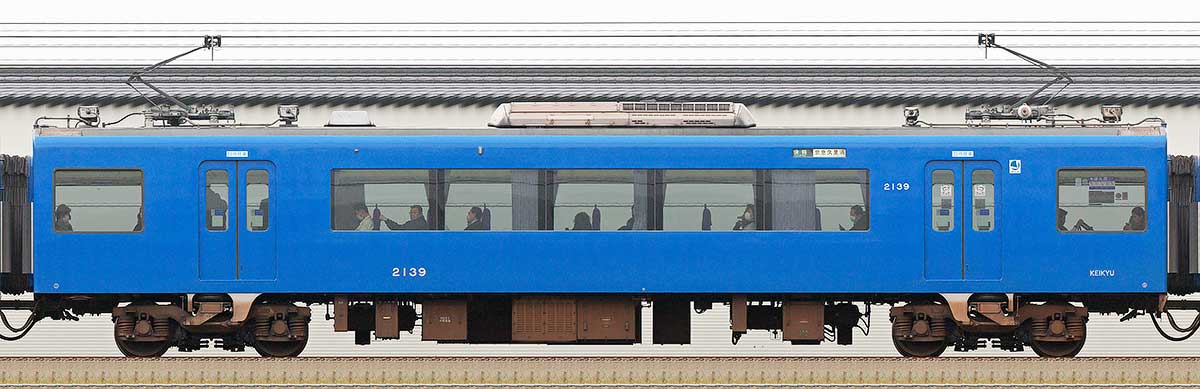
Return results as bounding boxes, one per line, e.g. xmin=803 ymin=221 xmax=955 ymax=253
xmin=112 ymin=305 xmax=176 ymax=357
xmin=115 ymin=338 xmax=173 ymax=358
xmin=1022 ymin=302 xmax=1088 ymax=358
xmin=251 ymin=307 xmax=311 ymax=357
xmin=1029 ymin=324 xmax=1086 ymax=358
xmin=892 ymin=337 xmax=948 ymax=357
xmin=254 ymin=337 xmax=308 ymax=357
xmin=889 ymin=304 xmax=951 ymax=357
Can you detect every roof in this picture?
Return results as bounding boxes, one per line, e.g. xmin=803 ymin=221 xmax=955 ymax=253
xmin=34 ymin=124 xmax=1167 ymax=138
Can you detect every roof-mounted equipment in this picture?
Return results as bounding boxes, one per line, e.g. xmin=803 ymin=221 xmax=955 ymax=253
xmin=488 ymin=101 xmax=755 ymax=128
xmin=1101 ymin=105 xmax=1123 ymax=123
xmin=902 ymin=106 xmax=921 ymax=127
xmin=277 ymin=105 xmax=300 ymax=127
xmin=76 ymin=106 xmax=100 ymax=127
xmin=965 ymin=33 xmax=1074 ymax=123
xmin=126 ymin=35 xmax=235 ymax=127
xmin=325 ymin=111 xmax=374 ymax=127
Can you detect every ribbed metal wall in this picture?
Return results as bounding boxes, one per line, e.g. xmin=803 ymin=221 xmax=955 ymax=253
xmin=3 ymin=66 xmax=1200 ymax=105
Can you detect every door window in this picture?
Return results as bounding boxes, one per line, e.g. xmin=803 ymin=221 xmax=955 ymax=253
xmin=245 ymin=170 xmax=269 ymax=231
xmin=205 ymin=170 xmax=229 ymax=231
xmin=971 ymin=170 xmax=995 ymax=232
xmin=931 ymin=169 xmax=955 ymax=232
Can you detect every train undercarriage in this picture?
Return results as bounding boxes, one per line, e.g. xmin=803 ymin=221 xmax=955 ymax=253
xmin=2 ymin=292 xmax=1179 ymax=358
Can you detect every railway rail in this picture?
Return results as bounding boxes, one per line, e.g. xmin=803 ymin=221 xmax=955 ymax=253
xmin=0 ymin=357 xmax=1197 ymax=386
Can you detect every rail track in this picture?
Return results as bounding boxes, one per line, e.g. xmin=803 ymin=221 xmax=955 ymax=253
xmin=0 ymin=357 xmax=1197 ymax=386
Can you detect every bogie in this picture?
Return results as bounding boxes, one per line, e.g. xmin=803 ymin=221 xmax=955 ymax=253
xmin=889 ymin=298 xmax=1090 ymax=357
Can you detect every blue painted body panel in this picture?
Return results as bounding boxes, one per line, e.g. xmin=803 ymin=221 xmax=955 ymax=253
xmin=31 ymin=133 xmax=1168 ymax=294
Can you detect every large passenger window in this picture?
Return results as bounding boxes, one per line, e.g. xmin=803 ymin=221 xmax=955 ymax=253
xmin=551 ymin=170 xmax=642 ymax=230
xmin=331 ymin=169 xmax=435 ymax=231
xmin=663 ymin=170 xmax=755 ymax=231
xmin=446 ymin=170 xmax=513 ymax=231
xmin=1057 ymin=169 xmax=1147 ymax=232
xmin=770 ymin=169 xmax=870 ymax=231
xmin=53 ymin=170 xmax=143 ymax=233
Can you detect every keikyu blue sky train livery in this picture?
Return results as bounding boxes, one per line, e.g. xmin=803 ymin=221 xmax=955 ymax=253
xmin=1 ymin=102 xmax=1198 ymax=358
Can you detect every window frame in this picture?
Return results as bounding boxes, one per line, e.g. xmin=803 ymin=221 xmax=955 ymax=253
xmin=444 ymin=169 xmax=517 ymax=231
xmin=329 ymin=168 xmax=440 ymax=232
xmin=929 ymin=168 xmax=957 ymax=233
xmin=244 ymin=168 xmax=271 ymax=232
xmin=549 ymin=168 xmax=642 ymax=232
xmin=969 ymin=169 xmax=996 ymax=232
xmin=659 ymin=168 xmax=758 ymax=232
xmin=1054 ymin=167 xmax=1148 ymax=234
xmin=808 ymin=168 xmax=872 ymax=233
xmin=204 ymin=169 xmax=231 ymax=232
xmin=660 ymin=168 xmax=871 ymax=232
xmin=52 ymin=168 xmax=145 ymax=234
xmin=327 ymin=167 xmax=872 ymax=233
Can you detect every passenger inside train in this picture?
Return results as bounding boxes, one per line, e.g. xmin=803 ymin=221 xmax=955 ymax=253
xmin=732 ymin=205 xmax=755 ymax=230
xmin=353 ymin=204 xmax=387 ymax=231
xmin=53 ymin=204 xmax=72 ymax=232
xmin=569 ymin=212 xmax=592 ymax=230
xmin=1125 ymin=206 xmax=1147 ymax=231
xmin=386 ymin=205 xmax=428 ymax=230
xmin=839 ymin=205 xmax=869 ymax=231
xmin=465 ymin=207 xmax=487 ymax=230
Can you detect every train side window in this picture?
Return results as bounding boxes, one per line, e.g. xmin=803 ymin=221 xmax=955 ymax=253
xmin=446 ymin=170 xmax=513 ymax=231
xmin=662 ymin=170 xmax=755 ymax=231
xmin=552 ymin=170 xmax=641 ymax=230
xmin=330 ymin=169 xmax=436 ymax=231
xmin=53 ymin=169 xmax=143 ymax=233
xmin=769 ymin=169 xmax=870 ymax=231
xmin=971 ymin=170 xmax=995 ymax=232
xmin=205 ymin=170 xmax=229 ymax=231
xmin=931 ymin=169 xmax=955 ymax=232
xmin=245 ymin=170 xmax=269 ymax=231
xmin=1056 ymin=169 xmax=1147 ymax=232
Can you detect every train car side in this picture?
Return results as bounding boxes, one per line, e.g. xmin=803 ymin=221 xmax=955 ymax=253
xmin=25 ymin=129 xmax=1169 ymax=357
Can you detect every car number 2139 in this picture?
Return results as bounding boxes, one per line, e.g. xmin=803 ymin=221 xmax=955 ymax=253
xmin=392 ymin=267 xmax=427 ymax=277
xmin=882 ymin=182 xmax=911 ymax=191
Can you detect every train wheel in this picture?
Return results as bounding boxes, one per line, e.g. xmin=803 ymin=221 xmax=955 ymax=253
xmin=1024 ymin=303 xmax=1087 ymax=358
xmin=892 ymin=337 xmax=947 ymax=357
xmin=113 ymin=310 xmax=175 ymax=358
xmin=1030 ymin=324 xmax=1086 ymax=358
xmin=252 ymin=316 xmax=310 ymax=357
xmin=890 ymin=307 xmax=949 ymax=357
xmin=115 ymin=338 xmax=172 ymax=358
xmin=254 ymin=337 xmax=308 ymax=357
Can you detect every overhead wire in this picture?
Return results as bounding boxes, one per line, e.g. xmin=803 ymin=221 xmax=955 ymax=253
xmin=12 ymin=43 xmax=1200 ymax=49
xmin=3 ymin=21 xmax=1200 ymax=25
xmin=10 ymin=33 xmax=1200 ymax=39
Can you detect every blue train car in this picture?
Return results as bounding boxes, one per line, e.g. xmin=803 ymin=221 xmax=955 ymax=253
xmin=3 ymin=103 xmax=1198 ymax=358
